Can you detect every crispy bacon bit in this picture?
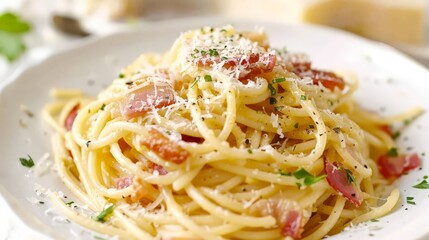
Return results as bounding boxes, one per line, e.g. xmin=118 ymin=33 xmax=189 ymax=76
xmin=247 ymin=98 xmax=276 ymax=115
xmin=380 ymin=125 xmax=393 ymax=136
xmin=122 ymin=83 xmax=175 ymax=119
xmin=281 ymin=210 xmax=302 ymax=239
xmin=147 ymin=161 xmax=168 ymax=175
xmin=197 ymin=53 xmax=276 ymax=81
xmin=292 ymin=62 xmax=345 ymax=90
xmin=324 ymin=158 xmax=363 ymax=207
xmin=118 ymin=138 xmax=130 ymax=152
xmin=64 ymin=104 xmax=79 ymax=131
xmin=115 ymin=176 xmax=133 ymax=189
xmin=249 ymin=198 xmax=307 ymax=239
xmin=181 ymin=134 xmax=204 ymax=144
xmin=378 ymin=153 xmax=421 ymax=179
xmin=141 ymin=129 xmax=190 ymax=164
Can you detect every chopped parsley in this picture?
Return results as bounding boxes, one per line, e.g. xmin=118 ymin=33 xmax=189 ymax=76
xmin=66 ymin=201 xmax=74 ymax=206
xmin=278 ymin=170 xmax=291 ymax=176
xmin=94 ymin=205 xmax=114 ymax=223
xmin=293 ymin=168 xmax=326 ymax=186
xmin=406 ymin=196 xmax=416 ymax=205
xmin=125 ymin=81 xmax=133 ymax=85
xmin=200 ymin=50 xmax=207 ymax=56
xmin=100 ymin=103 xmax=106 ymax=111
xmin=269 ymin=97 xmax=277 ymax=105
xmin=272 ymin=77 xmax=286 ymax=83
xmin=370 ymin=219 xmax=379 ymax=222
xmin=19 ymin=155 xmax=34 ymax=168
xmin=118 ymin=73 xmax=125 ymax=78
xmin=204 ymin=75 xmax=212 ymax=82
xmin=94 ymin=236 xmax=108 ymax=240
xmin=0 ymin=12 xmax=32 ymax=62
xmin=392 ymin=131 xmax=401 ymax=139
xmin=268 ymin=84 xmax=276 ymax=96
xmin=387 ymin=148 xmax=398 ymax=157
xmin=294 ymin=122 xmax=299 ymax=128
xmin=413 ymin=178 xmax=429 ymax=189
xmin=247 ymin=149 xmax=253 ymax=154
xmin=300 ymin=95 xmax=307 ymax=100
xmin=345 ymin=169 xmax=355 ymax=184
xmin=190 ymin=77 xmax=199 ymax=88
xmin=208 ymin=49 xmax=219 ymax=56
xmin=309 ymin=125 xmax=315 ymax=129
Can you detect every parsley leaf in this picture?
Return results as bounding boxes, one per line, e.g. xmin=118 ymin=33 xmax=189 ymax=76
xmin=269 ymin=97 xmax=277 ymax=105
xmin=345 ymin=169 xmax=355 ymax=184
xmin=406 ymin=196 xmax=416 ymax=205
xmin=268 ymin=84 xmax=276 ymax=96
xmin=204 ymin=75 xmax=212 ymax=82
xmin=293 ymin=168 xmax=326 ymax=186
xmin=100 ymin=103 xmax=106 ymax=111
xmin=413 ymin=179 xmax=429 ymax=189
xmin=278 ymin=170 xmax=291 ymax=176
xmin=300 ymin=95 xmax=307 ymax=100
xmin=370 ymin=219 xmax=379 ymax=222
xmin=19 ymin=155 xmax=34 ymax=168
xmin=94 ymin=205 xmax=114 ymax=223
xmin=387 ymin=148 xmax=398 ymax=157
xmin=272 ymin=77 xmax=286 ymax=83
xmin=0 ymin=12 xmax=31 ymax=62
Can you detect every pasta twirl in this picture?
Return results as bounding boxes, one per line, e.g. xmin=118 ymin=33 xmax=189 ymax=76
xmin=43 ymin=26 xmax=423 ymax=240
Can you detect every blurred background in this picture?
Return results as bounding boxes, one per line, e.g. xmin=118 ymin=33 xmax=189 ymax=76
xmin=0 ymin=0 xmax=428 ymax=80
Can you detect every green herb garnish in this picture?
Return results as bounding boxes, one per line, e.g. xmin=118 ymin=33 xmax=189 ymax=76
xmin=300 ymin=95 xmax=307 ymax=100
xmin=413 ymin=179 xmax=429 ymax=189
xmin=345 ymin=169 xmax=355 ymax=184
xmin=19 ymin=155 xmax=34 ymax=168
xmin=268 ymin=84 xmax=276 ymax=96
xmin=293 ymin=168 xmax=326 ymax=186
xmin=370 ymin=219 xmax=379 ymax=222
xmin=100 ymin=103 xmax=106 ymax=111
xmin=294 ymin=122 xmax=299 ymax=128
xmin=118 ymin=73 xmax=125 ymax=78
xmin=272 ymin=77 xmax=286 ymax=83
xmin=204 ymin=75 xmax=212 ymax=82
xmin=208 ymin=49 xmax=219 ymax=56
xmin=387 ymin=148 xmax=398 ymax=157
xmin=247 ymin=149 xmax=253 ymax=154
xmin=94 ymin=205 xmax=114 ymax=223
xmin=278 ymin=170 xmax=291 ymax=176
xmin=406 ymin=196 xmax=416 ymax=205
xmin=190 ymin=77 xmax=199 ymax=88
xmin=269 ymin=97 xmax=277 ymax=105
xmin=66 ymin=201 xmax=74 ymax=206
xmin=0 ymin=12 xmax=31 ymax=62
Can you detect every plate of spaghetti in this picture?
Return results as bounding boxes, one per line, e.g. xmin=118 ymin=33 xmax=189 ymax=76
xmin=0 ymin=18 xmax=428 ymax=240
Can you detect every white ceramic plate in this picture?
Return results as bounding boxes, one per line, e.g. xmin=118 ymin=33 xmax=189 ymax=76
xmin=1 ymin=18 xmax=428 ymax=240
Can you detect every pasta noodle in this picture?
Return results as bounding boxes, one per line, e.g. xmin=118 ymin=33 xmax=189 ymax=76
xmin=43 ymin=26 xmax=423 ymax=240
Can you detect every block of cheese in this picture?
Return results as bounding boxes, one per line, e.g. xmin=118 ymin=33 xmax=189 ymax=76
xmin=217 ymin=0 xmax=426 ymax=45
xmin=303 ymin=0 xmax=426 ymax=45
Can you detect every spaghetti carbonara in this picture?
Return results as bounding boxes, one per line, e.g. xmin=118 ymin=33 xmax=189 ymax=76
xmin=43 ymin=26 xmax=423 ymax=240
